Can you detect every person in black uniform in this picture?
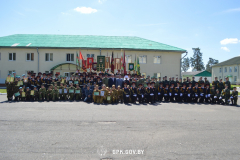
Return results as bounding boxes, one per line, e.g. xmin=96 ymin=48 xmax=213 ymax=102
xmin=36 ymin=76 xmax=42 ymax=90
xmin=169 ymin=83 xmax=175 ymax=102
xmin=163 ymin=84 xmax=169 ymax=102
xmin=123 ymin=82 xmax=130 ymax=104
xmin=145 ymin=82 xmax=151 ymax=103
xmin=199 ymin=83 xmax=205 ymax=103
xmin=150 ymin=82 xmax=156 ymax=103
xmin=174 ymin=82 xmax=180 ymax=102
xmin=187 ymin=82 xmax=193 ymax=102
xmin=130 ymin=82 xmax=137 ymax=103
xmin=180 ymin=83 xmax=187 ymax=102
xmin=96 ymin=77 xmax=102 ymax=90
xmin=137 ymin=83 xmax=144 ymax=104
xmin=193 ymin=82 xmax=199 ymax=103
xmin=157 ymin=82 xmax=164 ymax=102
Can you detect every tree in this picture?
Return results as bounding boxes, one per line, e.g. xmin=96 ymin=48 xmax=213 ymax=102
xmin=206 ymin=58 xmax=219 ymax=73
xmin=182 ymin=57 xmax=190 ymax=72
xmin=190 ymin=48 xmax=205 ymax=71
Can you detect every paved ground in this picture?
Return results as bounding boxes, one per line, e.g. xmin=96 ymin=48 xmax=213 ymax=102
xmin=0 ymin=96 xmax=240 ymax=160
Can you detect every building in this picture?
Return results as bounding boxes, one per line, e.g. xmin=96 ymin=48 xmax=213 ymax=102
xmin=212 ymin=56 xmax=240 ymax=84
xmin=182 ymin=70 xmax=212 ymax=82
xmin=0 ymin=34 xmax=186 ymax=83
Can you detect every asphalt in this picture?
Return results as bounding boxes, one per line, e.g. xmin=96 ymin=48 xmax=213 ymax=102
xmin=0 ymin=95 xmax=240 ymax=160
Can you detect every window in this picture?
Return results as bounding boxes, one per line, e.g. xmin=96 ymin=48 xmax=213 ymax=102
xmin=141 ymin=73 xmax=146 ymax=77
xmin=66 ymin=53 xmax=74 ymax=61
xmin=26 ymin=70 xmax=34 ymax=75
xmin=87 ymin=54 xmax=94 ymax=58
xmin=234 ymin=66 xmax=237 ymax=72
xmin=125 ymin=55 xmax=132 ymax=63
xmin=64 ymin=72 xmax=70 ymax=77
xmin=154 ymin=56 xmax=161 ymax=64
xmin=9 ymin=53 xmax=16 ymax=61
xmin=26 ymin=53 xmax=34 ymax=61
xmin=9 ymin=70 xmax=15 ymax=74
xmin=45 ymin=53 xmax=53 ymax=61
xmin=219 ymin=68 xmax=222 ymax=73
xmin=225 ymin=67 xmax=227 ymax=72
xmin=154 ymin=73 xmax=161 ymax=78
xmin=234 ymin=76 xmax=237 ymax=82
xmin=139 ymin=55 xmax=147 ymax=64
xmin=229 ymin=67 xmax=232 ymax=72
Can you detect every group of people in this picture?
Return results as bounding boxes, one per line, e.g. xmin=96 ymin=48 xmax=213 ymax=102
xmin=5 ymin=71 xmax=238 ymax=105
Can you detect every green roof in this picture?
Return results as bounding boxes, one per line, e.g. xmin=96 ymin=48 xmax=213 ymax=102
xmin=194 ymin=70 xmax=211 ymax=77
xmin=50 ymin=63 xmax=76 ymax=71
xmin=0 ymin=34 xmax=186 ymax=52
xmin=212 ymin=56 xmax=240 ymax=67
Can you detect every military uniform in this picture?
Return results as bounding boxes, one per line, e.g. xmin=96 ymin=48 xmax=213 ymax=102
xmin=39 ymin=85 xmax=46 ymax=101
xmin=163 ymin=85 xmax=169 ymax=102
xmin=46 ymin=87 xmax=53 ymax=101
xmin=93 ymin=88 xmax=101 ymax=103
xmin=75 ymin=85 xmax=82 ymax=101
xmin=52 ymin=88 xmax=59 ymax=101
xmin=222 ymin=86 xmax=230 ymax=105
xmin=68 ymin=85 xmax=76 ymax=101
xmin=230 ymin=89 xmax=238 ymax=105
xmin=106 ymin=91 xmax=114 ymax=104
xmin=157 ymin=84 xmax=164 ymax=102
xmin=63 ymin=86 xmax=69 ymax=100
xmin=99 ymin=88 xmax=108 ymax=104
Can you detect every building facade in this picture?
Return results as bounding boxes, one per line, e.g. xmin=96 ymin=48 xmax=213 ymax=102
xmin=0 ymin=34 xmax=186 ymax=83
xmin=212 ymin=56 xmax=240 ymax=84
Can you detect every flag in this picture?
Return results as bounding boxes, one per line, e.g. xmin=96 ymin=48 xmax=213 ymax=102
xmin=137 ymin=56 xmax=140 ymax=75
xmin=123 ymin=50 xmax=126 ymax=75
xmin=76 ymin=52 xmax=79 ymax=70
xmin=111 ymin=51 xmax=114 ymax=73
xmin=121 ymin=49 xmax=123 ymax=71
xmin=80 ymin=51 xmax=86 ymax=70
xmin=134 ymin=54 xmax=137 ymax=71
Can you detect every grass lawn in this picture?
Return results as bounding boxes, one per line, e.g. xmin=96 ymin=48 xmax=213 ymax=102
xmin=0 ymin=89 xmax=7 ymax=93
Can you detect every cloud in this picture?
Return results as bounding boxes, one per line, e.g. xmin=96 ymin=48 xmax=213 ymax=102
xmin=221 ymin=47 xmax=230 ymax=52
xmin=98 ymin=0 xmax=107 ymax=4
xmin=224 ymin=7 xmax=240 ymax=13
xmin=220 ymin=38 xmax=239 ymax=45
xmin=74 ymin=7 xmax=97 ymax=14
xmin=61 ymin=12 xmax=71 ymax=15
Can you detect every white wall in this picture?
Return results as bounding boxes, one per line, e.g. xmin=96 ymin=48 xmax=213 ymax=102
xmin=0 ymin=48 xmax=183 ymax=83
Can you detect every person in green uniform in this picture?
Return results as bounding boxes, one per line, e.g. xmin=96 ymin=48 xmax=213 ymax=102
xmin=39 ymin=85 xmax=46 ymax=101
xmin=204 ymin=77 xmax=210 ymax=87
xmin=19 ymin=87 xmax=26 ymax=101
xmin=75 ymin=84 xmax=82 ymax=101
xmin=102 ymin=74 xmax=109 ymax=87
xmin=210 ymin=85 xmax=216 ymax=103
xmin=52 ymin=86 xmax=59 ymax=101
xmin=112 ymin=85 xmax=117 ymax=103
xmin=230 ymin=87 xmax=238 ymax=105
xmin=218 ymin=79 xmax=224 ymax=94
xmin=68 ymin=83 xmax=75 ymax=101
xmin=222 ymin=84 xmax=230 ymax=105
xmin=212 ymin=77 xmax=219 ymax=90
xmin=224 ymin=77 xmax=231 ymax=90
xmin=46 ymin=85 xmax=53 ymax=101
xmin=58 ymin=83 xmax=64 ymax=100
xmin=26 ymin=87 xmax=31 ymax=101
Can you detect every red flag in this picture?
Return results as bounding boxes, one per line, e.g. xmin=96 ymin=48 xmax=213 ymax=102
xmin=123 ymin=50 xmax=126 ymax=75
xmin=80 ymin=51 xmax=86 ymax=69
xmin=80 ymin=51 xmax=83 ymax=60
xmin=111 ymin=51 xmax=114 ymax=73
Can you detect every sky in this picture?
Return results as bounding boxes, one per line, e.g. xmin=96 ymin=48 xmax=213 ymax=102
xmin=0 ymin=0 xmax=240 ymax=70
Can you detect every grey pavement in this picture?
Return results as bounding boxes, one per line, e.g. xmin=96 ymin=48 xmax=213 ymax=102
xmin=0 ymin=95 xmax=240 ymax=160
